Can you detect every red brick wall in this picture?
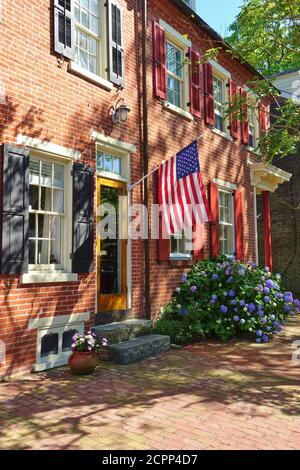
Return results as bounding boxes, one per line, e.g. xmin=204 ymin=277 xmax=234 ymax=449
xmin=0 ymin=0 xmax=257 ymax=377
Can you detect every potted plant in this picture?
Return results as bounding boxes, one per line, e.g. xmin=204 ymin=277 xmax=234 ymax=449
xmin=68 ymin=330 xmax=99 ymax=375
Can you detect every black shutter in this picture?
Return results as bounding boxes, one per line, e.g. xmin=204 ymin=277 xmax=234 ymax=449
xmin=53 ymin=0 xmax=75 ymax=60
xmin=107 ymin=0 xmax=124 ymax=86
xmin=1 ymin=145 xmax=29 ymax=274
xmin=72 ymin=163 xmax=94 ymax=273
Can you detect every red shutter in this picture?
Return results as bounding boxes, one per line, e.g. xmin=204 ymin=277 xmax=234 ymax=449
xmin=204 ymin=63 xmax=214 ymax=126
xmin=240 ymin=88 xmax=249 ymax=145
xmin=193 ymin=224 xmax=204 ymax=260
xmin=189 ymin=47 xmax=201 ymax=118
xmin=229 ymin=79 xmax=239 ymax=139
xmin=153 ymin=21 xmax=167 ymax=100
xmin=259 ymin=102 xmax=267 ymax=132
xmin=209 ymin=182 xmax=220 ymax=258
xmin=234 ymin=190 xmax=244 ymax=261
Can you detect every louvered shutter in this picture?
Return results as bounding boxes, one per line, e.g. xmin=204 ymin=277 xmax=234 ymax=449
xmin=259 ymin=102 xmax=267 ymax=132
xmin=1 ymin=145 xmax=29 ymax=274
xmin=234 ymin=190 xmax=244 ymax=261
xmin=193 ymin=224 xmax=204 ymax=260
xmin=153 ymin=21 xmax=167 ymax=100
xmin=209 ymin=182 xmax=220 ymax=258
xmin=204 ymin=63 xmax=214 ymax=126
xmin=229 ymin=79 xmax=239 ymax=139
xmin=108 ymin=0 xmax=124 ymax=87
xmin=53 ymin=0 xmax=75 ymax=60
xmin=189 ymin=47 xmax=201 ymax=117
xmin=240 ymin=88 xmax=249 ymax=145
xmin=72 ymin=163 xmax=94 ymax=273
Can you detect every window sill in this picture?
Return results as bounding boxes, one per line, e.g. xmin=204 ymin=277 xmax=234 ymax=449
xmin=32 ymin=353 xmax=71 ymax=372
xmin=211 ymin=127 xmax=233 ymax=141
xmin=246 ymin=146 xmax=259 ymax=156
xmin=68 ymin=62 xmax=113 ymax=92
xmin=21 ymin=272 xmax=78 ymax=284
xmin=170 ymin=254 xmax=192 ymax=262
xmin=163 ymin=102 xmax=194 ymax=121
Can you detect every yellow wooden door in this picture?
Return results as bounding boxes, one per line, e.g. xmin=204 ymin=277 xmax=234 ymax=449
xmin=97 ymin=177 xmax=127 ymax=312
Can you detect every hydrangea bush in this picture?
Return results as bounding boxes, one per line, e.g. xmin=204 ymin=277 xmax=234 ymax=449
xmin=154 ymin=257 xmax=299 ymax=344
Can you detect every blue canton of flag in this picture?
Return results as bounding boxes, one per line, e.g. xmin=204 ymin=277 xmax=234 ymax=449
xmin=176 ymin=140 xmax=200 ymax=180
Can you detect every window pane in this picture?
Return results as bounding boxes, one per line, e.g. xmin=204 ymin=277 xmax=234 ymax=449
xmin=81 ymin=8 xmax=89 ymax=29
xmin=62 ymin=329 xmax=78 ymax=352
xmin=50 ymin=216 xmax=61 ymax=264
xmin=104 ymin=155 xmax=113 ymax=173
xmin=38 ymin=214 xmax=49 ymax=238
xmin=29 ymin=160 xmax=40 ymax=185
xmin=91 ymin=15 xmax=98 ymax=34
xmin=29 ymin=185 xmax=39 ymax=210
xmin=81 ymin=0 xmax=89 ymax=9
xmin=89 ymin=55 xmax=97 ymax=74
xmin=91 ymin=0 xmax=99 ymax=16
xmin=38 ymin=240 xmax=49 ymax=264
xmin=215 ymin=114 xmax=223 ymax=131
xmin=41 ymin=161 xmax=52 ymax=186
xmin=171 ymin=236 xmax=178 ymax=253
xmin=29 ymin=214 xmax=36 ymax=238
xmin=40 ymin=187 xmax=52 ymax=211
xmin=29 ymin=240 xmax=35 ymax=264
xmin=89 ymin=36 xmax=97 ymax=55
xmin=80 ymin=50 xmax=88 ymax=69
xmin=96 ymin=153 xmax=104 ymax=170
xmin=113 ymin=157 xmax=121 ymax=175
xmin=53 ymin=189 xmax=64 ymax=213
xmin=41 ymin=333 xmax=58 ymax=357
xmin=75 ymin=4 xmax=80 ymax=22
xmin=53 ymin=164 xmax=64 ymax=189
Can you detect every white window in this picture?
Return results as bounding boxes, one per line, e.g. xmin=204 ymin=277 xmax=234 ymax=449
xmin=248 ymin=106 xmax=259 ymax=149
xmin=166 ymin=40 xmax=185 ymax=108
xmin=213 ymin=75 xmax=226 ymax=132
xmin=218 ymin=189 xmax=235 ymax=257
xmin=97 ymin=152 xmax=122 ymax=176
xmin=29 ymin=158 xmax=65 ymax=267
xmin=170 ymin=229 xmax=192 ymax=259
xmin=74 ymin=0 xmax=103 ymax=76
xmin=35 ymin=322 xmax=84 ymax=371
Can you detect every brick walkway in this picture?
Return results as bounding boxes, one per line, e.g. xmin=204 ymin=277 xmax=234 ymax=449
xmin=1 ymin=318 xmax=300 ymax=450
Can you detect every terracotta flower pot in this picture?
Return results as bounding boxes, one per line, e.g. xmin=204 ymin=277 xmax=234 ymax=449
xmin=68 ymin=350 xmax=98 ymax=375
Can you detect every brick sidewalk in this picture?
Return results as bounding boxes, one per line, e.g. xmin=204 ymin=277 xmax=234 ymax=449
xmin=1 ymin=318 xmax=300 ymax=450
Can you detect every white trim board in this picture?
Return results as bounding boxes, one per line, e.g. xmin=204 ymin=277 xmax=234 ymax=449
xmin=90 ymin=130 xmax=137 ymax=153
xmin=28 ymin=312 xmax=90 ymax=330
xmin=213 ymin=178 xmax=237 ymax=191
xmin=17 ymin=135 xmax=81 ymax=160
xmin=209 ymin=60 xmax=231 ymax=79
xmin=159 ymin=19 xmax=192 ymax=48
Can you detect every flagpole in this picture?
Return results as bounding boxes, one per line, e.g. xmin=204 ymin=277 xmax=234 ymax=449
xmin=128 ymin=135 xmax=203 ymax=191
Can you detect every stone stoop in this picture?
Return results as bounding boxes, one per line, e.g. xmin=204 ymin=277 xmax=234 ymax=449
xmin=92 ymin=319 xmax=153 ymax=344
xmin=92 ymin=320 xmax=170 ymax=364
xmin=109 ymin=334 xmax=171 ymax=364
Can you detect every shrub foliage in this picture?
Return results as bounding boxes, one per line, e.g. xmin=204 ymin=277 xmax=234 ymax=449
xmin=154 ymin=257 xmax=299 ymax=344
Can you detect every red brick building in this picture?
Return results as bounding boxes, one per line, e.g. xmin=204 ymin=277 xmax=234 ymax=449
xmin=0 ymin=0 xmax=290 ymax=377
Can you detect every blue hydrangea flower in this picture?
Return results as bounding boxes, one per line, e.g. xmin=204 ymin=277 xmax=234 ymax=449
xmin=212 ymin=274 xmax=219 ymax=281
xmin=238 ymin=268 xmax=246 ymax=276
xmin=284 ymin=303 xmax=291 ymax=313
xmin=210 ymin=298 xmax=217 ymax=305
xmin=234 ymin=307 xmax=238 ymax=313
xmin=284 ymin=292 xmax=293 ymax=302
xmin=239 ymin=300 xmax=245 ymax=307
xmin=248 ymin=303 xmax=256 ymax=313
xmin=211 ymin=294 xmax=218 ymax=301
xmin=256 ymin=329 xmax=263 ymax=337
xmin=231 ymin=299 xmax=237 ymax=305
xmin=220 ymin=305 xmax=228 ymax=314
xmin=190 ymin=285 xmax=197 ymax=293
xmin=225 ymin=269 xmax=231 ymax=276
xmin=262 ymin=334 xmax=269 ymax=342
xmin=233 ymin=315 xmax=239 ymax=321
xmin=226 ymin=276 xmax=234 ymax=283
xmin=264 ymin=296 xmax=271 ymax=303
xmin=257 ymin=284 xmax=264 ymax=293
xmin=256 ymin=338 xmax=262 ymax=343
xmin=293 ymin=299 xmax=300 ymax=307
xmin=266 ymin=326 xmax=272 ymax=332
xmin=261 ymin=317 xmax=267 ymax=324
xmin=270 ymin=314 xmax=275 ymax=321
xmin=276 ymin=293 xmax=283 ymax=299
xmin=263 ymin=287 xmax=270 ymax=294
xmin=274 ymin=330 xmax=279 ymax=335
xmin=273 ymin=321 xmax=279 ymax=327
xmin=228 ymin=289 xmax=235 ymax=297
xmin=181 ymin=274 xmax=187 ymax=284
xmin=257 ymin=304 xmax=263 ymax=310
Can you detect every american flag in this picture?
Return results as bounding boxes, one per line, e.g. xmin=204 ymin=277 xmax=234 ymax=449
xmin=158 ymin=140 xmax=211 ymax=235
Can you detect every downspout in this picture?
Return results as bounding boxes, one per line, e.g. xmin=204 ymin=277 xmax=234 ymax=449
xmin=142 ymin=0 xmax=150 ymax=319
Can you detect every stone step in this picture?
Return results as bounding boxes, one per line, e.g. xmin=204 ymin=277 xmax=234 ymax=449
xmin=109 ymin=334 xmax=170 ymax=364
xmin=92 ymin=319 xmax=153 ymax=345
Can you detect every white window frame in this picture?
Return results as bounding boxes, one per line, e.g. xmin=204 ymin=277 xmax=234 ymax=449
xmin=159 ymin=19 xmax=192 ymax=118
xmin=210 ymin=60 xmax=231 ymax=138
xmin=170 ymin=228 xmax=192 ymax=260
xmin=218 ymin=188 xmax=235 ymax=258
xmin=247 ymin=102 xmax=260 ymax=151
xmin=21 ymin=149 xmax=76 ymax=284
xmin=166 ymin=39 xmax=185 ymax=109
xmin=34 ymin=322 xmax=84 ymax=372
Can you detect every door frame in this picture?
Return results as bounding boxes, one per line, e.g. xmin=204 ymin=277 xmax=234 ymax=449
xmin=97 ymin=176 xmax=127 ymax=312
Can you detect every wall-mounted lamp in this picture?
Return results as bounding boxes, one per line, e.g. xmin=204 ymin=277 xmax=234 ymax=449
xmin=112 ymin=103 xmax=131 ymax=124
